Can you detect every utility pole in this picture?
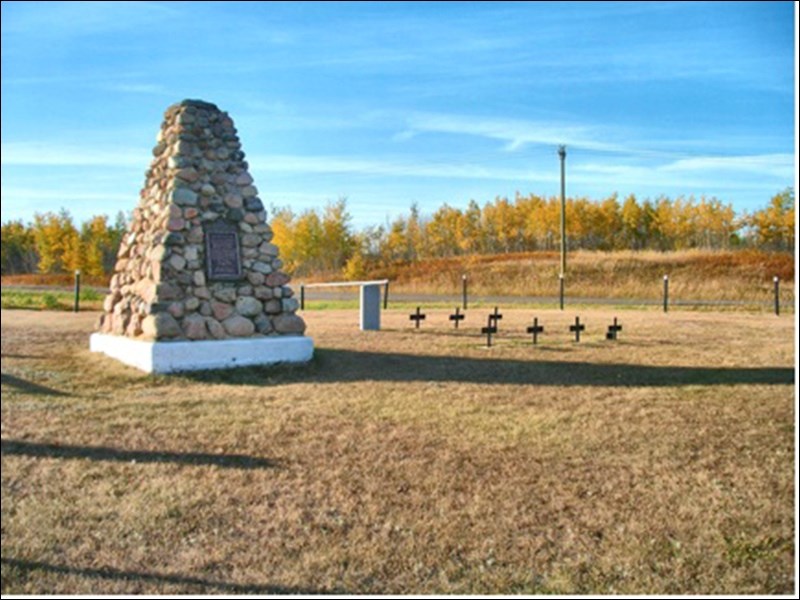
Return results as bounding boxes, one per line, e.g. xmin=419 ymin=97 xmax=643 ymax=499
xmin=558 ymin=145 xmax=567 ymax=276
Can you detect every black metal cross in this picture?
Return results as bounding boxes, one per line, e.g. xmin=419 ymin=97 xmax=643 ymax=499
xmin=526 ymin=317 xmax=544 ymax=345
xmin=409 ymin=306 xmax=426 ymax=329
xmin=569 ymin=316 xmax=585 ymax=342
xmin=449 ymin=307 xmax=465 ymax=329
xmin=606 ymin=317 xmax=622 ymax=340
xmin=481 ymin=315 xmax=498 ymax=347
xmin=489 ymin=306 xmax=503 ymax=330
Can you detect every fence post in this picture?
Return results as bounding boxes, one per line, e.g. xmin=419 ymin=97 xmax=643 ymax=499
xmin=663 ymin=274 xmax=669 ymax=313
xmin=383 ymin=280 xmax=389 ymax=310
xmin=300 ymin=284 xmax=305 ymax=310
xmin=774 ymin=276 xmax=779 ymax=316
xmin=559 ymin=274 xmax=564 ymax=311
xmin=73 ymin=270 xmax=81 ymax=313
xmin=462 ymin=274 xmax=468 ymax=310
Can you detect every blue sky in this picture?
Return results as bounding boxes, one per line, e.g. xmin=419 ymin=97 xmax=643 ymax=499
xmin=1 ymin=1 xmax=795 ymax=228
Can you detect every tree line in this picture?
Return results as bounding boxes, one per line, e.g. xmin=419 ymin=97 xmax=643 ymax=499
xmin=1 ymin=210 xmax=126 ymax=277
xmin=1 ymin=189 xmax=794 ymax=278
xmin=274 ymin=189 xmax=795 ymax=277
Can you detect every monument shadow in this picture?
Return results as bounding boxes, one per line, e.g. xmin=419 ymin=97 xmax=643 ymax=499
xmin=185 ymin=348 xmax=794 ymax=388
xmin=0 ymin=439 xmax=277 ymax=470
xmin=0 ymin=557 xmax=337 ymax=595
xmin=1 ymin=373 xmax=69 ymax=396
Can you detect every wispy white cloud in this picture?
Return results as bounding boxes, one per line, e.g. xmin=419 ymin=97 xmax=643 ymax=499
xmin=0 ymin=183 xmax=136 ymax=223
xmin=2 ymin=1 xmax=181 ymax=37
xmin=573 ymin=152 xmax=794 ymax=192
xmin=661 ymin=154 xmax=795 ymax=179
xmin=249 ymin=153 xmax=554 ymax=183
xmin=103 ymin=82 xmax=170 ymax=95
xmin=235 ymin=101 xmax=386 ymax=134
xmin=397 ymin=112 xmax=796 ymax=182
xmin=1 ymin=142 xmax=146 ymax=168
xmin=399 ymin=112 xmax=629 ymax=154
xmin=2 ymin=71 xmax=172 ymax=98
xmin=2 ymin=74 xmax=98 ymax=87
xmin=0 ymin=186 xmax=132 ymax=203
xmin=4 ymin=142 xmax=549 ymax=182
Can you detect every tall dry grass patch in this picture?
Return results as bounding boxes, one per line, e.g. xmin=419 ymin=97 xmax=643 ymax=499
xmin=373 ymin=249 xmax=794 ymax=303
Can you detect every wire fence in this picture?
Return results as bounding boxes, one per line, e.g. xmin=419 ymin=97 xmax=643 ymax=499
xmin=298 ymin=275 xmax=795 ymax=315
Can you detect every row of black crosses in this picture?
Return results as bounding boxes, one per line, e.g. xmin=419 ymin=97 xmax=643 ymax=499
xmin=409 ymin=306 xmax=622 ymax=347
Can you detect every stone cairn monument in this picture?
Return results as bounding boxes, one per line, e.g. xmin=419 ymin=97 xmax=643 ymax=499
xmin=91 ymin=99 xmax=313 ymax=373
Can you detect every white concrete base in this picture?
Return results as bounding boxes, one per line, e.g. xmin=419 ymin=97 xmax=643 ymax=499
xmin=90 ymin=333 xmax=314 ymax=374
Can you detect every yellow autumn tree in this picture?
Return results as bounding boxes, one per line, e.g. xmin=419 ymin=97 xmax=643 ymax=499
xmin=31 ymin=210 xmax=82 ymax=274
xmin=748 ymin=188 xmax=795 ymax=251
xmin=81 ymin=215 xmax=119 ymax=278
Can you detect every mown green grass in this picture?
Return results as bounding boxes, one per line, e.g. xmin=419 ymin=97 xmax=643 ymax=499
xmin=1 ymin=288 xmax=104 ymax=311
xmin=1 ymin=286 xmax=788 ymax=316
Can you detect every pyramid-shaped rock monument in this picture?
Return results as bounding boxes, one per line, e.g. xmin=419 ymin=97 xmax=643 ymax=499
xmin=91 ymin=99 xmax=313 ymax=373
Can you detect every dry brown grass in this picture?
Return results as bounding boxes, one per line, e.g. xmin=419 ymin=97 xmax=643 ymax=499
xmin=1 ymin=306 xmax=795 ymax=594
xmin=373 ymin=249 xmax=795 ymax=305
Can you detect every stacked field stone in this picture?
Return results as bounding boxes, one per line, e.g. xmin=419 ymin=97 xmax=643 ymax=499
xmin=97 ymin=99 xmax=306 ymax=341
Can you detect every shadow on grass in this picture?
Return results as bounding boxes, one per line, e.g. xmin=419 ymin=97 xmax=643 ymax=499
xmin=0 ymin=439 xmax=278 ymax=470
xmin=1 ymin=373 xmax=69 ymax=396
xmin=0 ymin=558 xmax=337 ymax=594
xmin=183 ymin=348 xmax=794 ymax=388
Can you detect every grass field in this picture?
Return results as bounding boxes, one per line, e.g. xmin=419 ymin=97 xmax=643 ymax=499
xmin=360 ymin=249 xmax=795 ymax=306
xmin=0 ymin=288 xmax=105 ymax=312
xmin=1 ymin=306 xmax=795 ymax=594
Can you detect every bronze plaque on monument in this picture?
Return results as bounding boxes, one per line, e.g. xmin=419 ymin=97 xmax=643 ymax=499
xmin=205 ymin=221 xmax=242 ymax=281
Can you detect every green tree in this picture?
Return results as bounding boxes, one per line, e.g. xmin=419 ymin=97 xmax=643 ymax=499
xmin=1 ymin=220 xmax=38 ymax=274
